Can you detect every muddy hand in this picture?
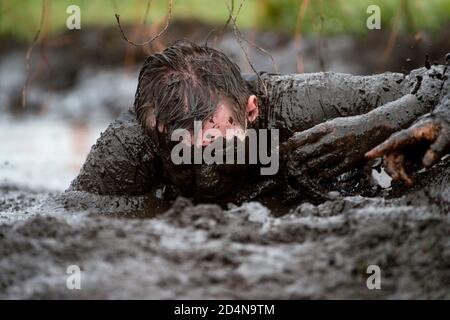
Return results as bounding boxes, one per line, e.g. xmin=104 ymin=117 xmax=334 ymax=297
xmin=283 ymin=115 xmax=372 ymax=179
xmin=365 ymin=115 xmax=450 ymax=185
xmin=382 ymin=151 xmax=414 ymax=186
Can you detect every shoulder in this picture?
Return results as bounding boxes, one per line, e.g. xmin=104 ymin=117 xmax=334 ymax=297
xmin=68 ymin=108 xmax=159 ymax=195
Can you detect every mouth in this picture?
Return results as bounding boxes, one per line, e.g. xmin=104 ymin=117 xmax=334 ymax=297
xmin=192 ymin=165 xmax=233 ymax=200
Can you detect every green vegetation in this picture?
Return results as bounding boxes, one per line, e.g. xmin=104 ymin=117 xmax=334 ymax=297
xmin=0 ymin=0 xmax=449 ymax=40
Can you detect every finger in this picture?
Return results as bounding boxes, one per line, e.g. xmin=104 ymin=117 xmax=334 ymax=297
xmin=296 ymin=176 xmax=330 ymax=202
xmin=422 ymin=149 xmax=439 ymax=168
xmin=423 ymin=131 xmax=450 ymax=167
xmin=365 ymin=129 xmax=416 ymax=159
xmin=319 ymin=156 xmax=354 ymax=178
xmin=384 ymin=152 xmax=413 ymax=186
xmin=397 ymin=161 xmax=414 ymax=187
xmin=285 ymin=124 xmax=329 ymax=150
xmin=287 ymin=168 xmax=308 ymax=183
xmin=285 ymin=165 xmax=329 ymax=202
xmin=365 ymin=121 xmax=437 ymax=159
xmin=305 ymin=152 xmax=341 ymax=172
xmin=384 ymin=153 xmax=400 ymax=181
xmin=411 ymin=121 xmax=440 ymax=141
xmin=291 ymin=143 xmax=323 ymax=162
xmin=286 ymin=158 xmax=308 ymax=180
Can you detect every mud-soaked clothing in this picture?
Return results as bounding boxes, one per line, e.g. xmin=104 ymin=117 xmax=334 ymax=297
xmin=69 ymin=66 xmax=449 ymax=204
xmin=253 ymin=71 xmax=407 ymax=140
xmin=69 ymin=110 xmax=162 ymax=195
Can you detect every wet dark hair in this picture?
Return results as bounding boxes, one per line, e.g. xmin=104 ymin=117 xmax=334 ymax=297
xmin=134 ymin=40 xmax=250 ymax=145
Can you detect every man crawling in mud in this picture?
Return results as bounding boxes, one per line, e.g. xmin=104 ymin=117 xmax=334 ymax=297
xmin=69 ymin=41 xmax=450 ymax=207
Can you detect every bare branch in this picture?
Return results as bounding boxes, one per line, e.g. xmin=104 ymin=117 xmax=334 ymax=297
xmin=226 ymin=0 xmax=278 ymax=73
xmin=115 ymin=0 xmax=172 ymax=47
xmin=204 ymin=28 xmax=216 ymax=47
xmin=317 ymin=0 xmax=325 ymax=71
xmin=22 ymin=0 xmax=47 ymax=108
xmin=225 ymin=0 xmax=269 ymax=95
xmin=225 ymin=0 xmax=278 ymax=72
xmin=222 ymin=0 xmax=235 ymax=33
xmin=295 ymin=0 xmax=309 ymax=73
xmin=211 ymin=0 xmax=234 ymax=44
xmin=142 ymin=0 xmax=152 ymax=26
xmin=240 ymin=30 xmax=278 ymax=74
xmin=378 ymin=0 xmax=403 ymax=71
xmin=225 ymin=0 xmax=255 ymax=73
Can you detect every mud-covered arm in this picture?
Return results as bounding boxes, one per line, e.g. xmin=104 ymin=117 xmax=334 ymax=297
xmin=67 ymin=109 xmax=162 ymax=196
xmin=250 ymin=71 xmax=409 ymax=139
xmin=280 ymin=65 xmax=447 ymax=183
xmin=282 ymin=94 xmax=424 ymax=178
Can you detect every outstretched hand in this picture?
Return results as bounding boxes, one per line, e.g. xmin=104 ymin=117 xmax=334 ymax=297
xmin=283 ymin=114 xmax=379 ymax=179
xmin=365 ymin=114 xmax=450 ymax=186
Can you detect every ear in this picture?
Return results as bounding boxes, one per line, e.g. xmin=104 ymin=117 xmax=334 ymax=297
xmin=246 ymin=95 xmax=259 ymax=123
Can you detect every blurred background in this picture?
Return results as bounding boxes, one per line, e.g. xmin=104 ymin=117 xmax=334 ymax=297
xmin=0 ymin=0 xmax=449 ymax=192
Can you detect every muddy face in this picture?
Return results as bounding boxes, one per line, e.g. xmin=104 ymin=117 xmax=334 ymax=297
xmin=158 ymin=101 xmax=256 ymax=201
xmin=161 ymin=144 xmax=248 ymax=202
xmin=192 ymin=164 xmax=236 ymax=200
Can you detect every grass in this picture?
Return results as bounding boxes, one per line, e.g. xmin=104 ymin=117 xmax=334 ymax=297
xmin=0 ymin=0 xmax=449 ymax=41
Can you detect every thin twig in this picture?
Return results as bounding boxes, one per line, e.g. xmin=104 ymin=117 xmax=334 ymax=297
xmin=115 ymin=0 xmax=172 ymax=47
xmin=22 ymin=0 xmax=47 ymax=108
xmin=317 ymin=0 xmax=325 ymax=71
xmin=295 ymin=0 xmax=309 ymax=73
xmin=225 ymin=0 xmax=278 ymax=73
xmin=0 ymin=0 xmax=3 ymax=32
xmin=234 ymin=0 xmax=247 ymax=22
xmin=237 ymin=27 xmax=278 ymax=73
xmin=226 ymin=0 xmax=255 ymax=72
xmin=124 ymin=0 xmax=150 ymax=73
xmin=226 ymin=0 xmax=269 ymax=95
xmin=229 ymin=0 xmax=278 ymax=73
xmin=204 ymin=28 xmax=216 ymax=47
xmin=378 ymin=0 xmax=403 ymax=71
xmin=222 ymin=0 xmax=235 ymax=33
xmin=226 ymin=0 xmax=254 ymax=72
xmin=211 ymin=0 xmax=235 ymax=44
xmin=142 ymin=0 xmax=152 ymax=26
